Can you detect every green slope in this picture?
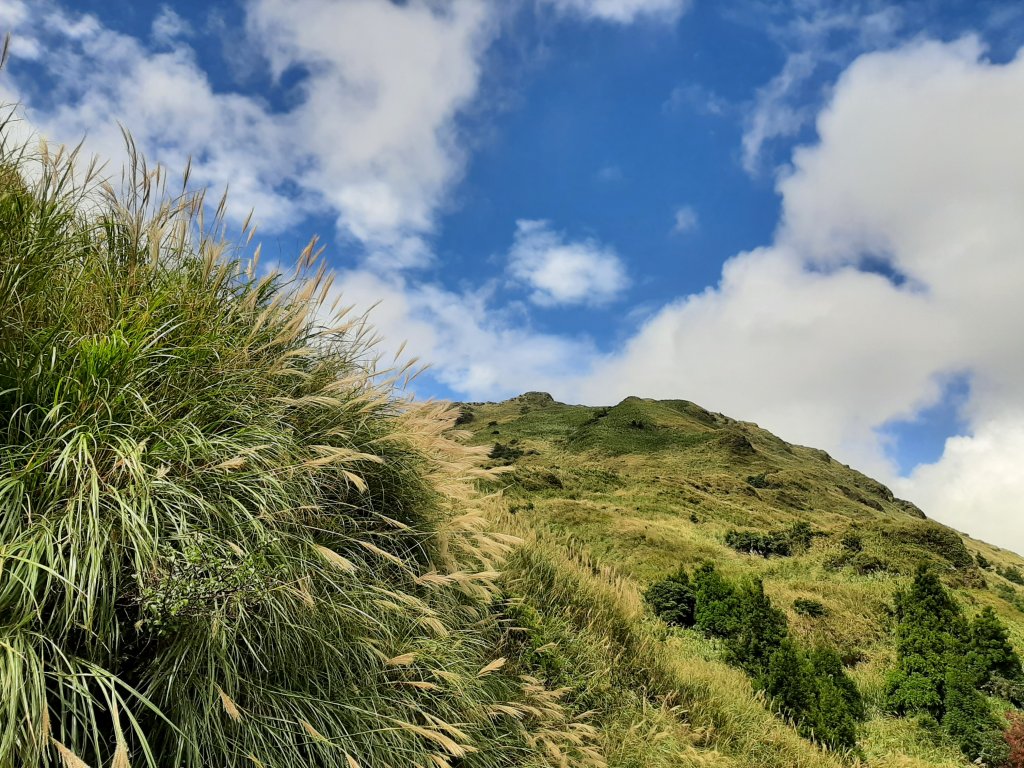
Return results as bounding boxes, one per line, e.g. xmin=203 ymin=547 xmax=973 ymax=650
xmin=461 ymin=392 xmax=1024 ymax=767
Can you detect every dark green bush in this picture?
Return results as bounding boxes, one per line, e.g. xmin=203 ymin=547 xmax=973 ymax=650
xmin=644 ymin=570 xmax=696 ymax=628
xmin=975 ymin=552 xmax=992 ymax=570
xmin=729 ymin=578 xmax=789 ymax=675
xmin=943 ymin=658 xmax=1007 ymax=762
xmin=489 ymin=442 xmax=524 ymax=462
xmin=693 ymin=563 xmax=744 ymax=637
xmin=1002 ymin=565 xmax=1024 ymax=585
xmin=725 ymin=522 xmax=815 ymax=558
xmin=968 ymin=606 xmax=1023 ymax=685
xmin=841 ymin=532 xmax=863 ymax=552
xmin=649 ymin=564 xmax=863 ymax=751
xmin=793 ymin=598 xmax=828 ymax=618
xmin=895 ymin=522 xmax=973 ymax=569
xmin=885 ymin=566 xmax=966 ymax=717
xmin=746 ymin=472 xmax=770 ymax=489
xmin=725 ymin=529 xmax=791 ymax=557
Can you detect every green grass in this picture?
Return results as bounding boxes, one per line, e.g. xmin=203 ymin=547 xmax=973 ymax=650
xmin=0 ymin=129 xmax=603 ymax=767
xmin=461 ymin=393 xmax=1024 ymax=766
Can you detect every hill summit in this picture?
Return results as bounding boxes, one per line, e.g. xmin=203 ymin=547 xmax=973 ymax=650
xmin=457 ymin=394 xmax=1024 ymax=767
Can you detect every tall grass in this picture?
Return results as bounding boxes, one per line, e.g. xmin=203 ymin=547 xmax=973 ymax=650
xmin=0 ymin=120 xmax=591 ymax=767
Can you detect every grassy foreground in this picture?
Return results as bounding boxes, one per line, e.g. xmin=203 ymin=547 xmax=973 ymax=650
xmin=0 ymin=131 xmax=608 ymax=767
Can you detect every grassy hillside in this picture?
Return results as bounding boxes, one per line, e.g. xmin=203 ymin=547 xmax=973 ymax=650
xmin=0 ymin=137 xmax=609 ymax=767
xmin=460 ymin=392 xmax=1024 ymax=767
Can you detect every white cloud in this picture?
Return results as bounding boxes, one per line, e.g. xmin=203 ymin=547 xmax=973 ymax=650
xmin=327 ymin=268 xmax=596 ymax=401
xmin=0 ymin=0 xmax=496 ymax=248
xmin=738 ymin=4 xmax=905 ymax=175
xmin=542 ymin=0 xmax=691 ymax=24
xmin=672 ymin=205 xmax=698 ymax=233
xmin=741 ymin=52 xmax=816 ymax=175
xmin=507 ymin=219 xmax=629 ymax=306
xmin=150 ymin=7 xmax=191 ymax=46
xmin=572 ymin=38 xmax=1024 ymax=552
xmin=897 ymin=418 xmax=1024 ymax=549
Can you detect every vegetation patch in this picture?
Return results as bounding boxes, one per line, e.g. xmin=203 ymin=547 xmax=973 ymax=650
xmin=645 ymin=564 xmax=864 ymax=750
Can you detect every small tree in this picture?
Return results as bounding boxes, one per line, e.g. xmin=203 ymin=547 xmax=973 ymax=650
xmin=693 ymin=563 xmax=743 ymax=638
xmin=729 ymin=578 xmax=788 ymax=675
xmin=760 ymin=639 xmax=817 ymax=725
xmin=943 ymin=657 xmax=1007 ymax=763
xmin=885 ymin=565 xmax=967 ymax=717
xmin=968 ymin=606 xmax=1023 ymax=686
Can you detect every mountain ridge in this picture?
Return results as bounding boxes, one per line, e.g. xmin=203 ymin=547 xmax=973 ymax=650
xmin=459 ymin=392 xmax=1024 ymax=766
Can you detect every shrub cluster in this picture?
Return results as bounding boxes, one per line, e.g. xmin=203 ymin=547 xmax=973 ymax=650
xmin=725 ymin=521 xmax=814 ymax=558
xmin=886 ymin=565 xmax=1023 ymax=762
xmin=645 ymin=564 xmax=863 ymax=750
xmin=489 ymin=441 xmax=525 ymax=463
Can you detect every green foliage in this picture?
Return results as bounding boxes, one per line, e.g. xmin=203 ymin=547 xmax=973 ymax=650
xmin=1003 ymin=565 xmax=1024 ymax=585
xmin=969 ymin=606 xmax=1023 ymax=686
xmin=895 ymin=522 xmax=974 ymax=569
xmin=725 ymin=528 xmax=792 ymax=557
xmin=692 ymin=563 xmax=743 ymax=638
xmin=0 ymin=138 xmax=551 ymax=767
xmin=793 ymin=598 xmax=828 ymax=618
xmin=746 ymin=472 xmax=771 ymax=488
xmin=644 ymin=569 xmax=696 ymax=628
xmin=725 ymin=522 xmax=814 ymax=558
xmin=883 ymin=566 xmax=1019 ymax=762
xmin=885 ymin=566 xmax=966 ymax=717
xmin=942 ymin=658 xmax=1007 ymax=763
xmin=976 ymin=552 xmax=992 ymax=570
xmin=729 ymin=578 xmax=789 ymax=676
xmin=648 ymin=564 xmax=862 ymax=751
xmin=760 ymin=639 xmax=817 ymax=725
xmin=489 ymin=441 xmax=525 ymax=462
xmin=840 ymin=532 xmax=863 ymax=552
xmin=758 ymin=643 xmax=863 ymax=751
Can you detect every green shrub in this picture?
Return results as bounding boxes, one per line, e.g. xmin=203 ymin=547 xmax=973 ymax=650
xmin=758 ymin=643 xmax=862 ymax=751
xmin=725 ymin=528 xmax=791 ymax=557
xmin=760 ymin=639 xmax=817 ymax=725
xmin=840 ymin=532 xmax=863 ymax=552
xmin=489 ymin=441 xmax=525 ymax=462
xmin=943 ymin=658 xmax=1007 ymax=763
xmin=644 ymin=570 xmax=696 ymax=627
xmin=885 ymin=565 xmax=966 ymax=717
xmin=725 ymin=522 xmax=815 ymax=558
xmin=976 ymin=552 xmax=992 ymax=570
xmin=692 ymin=563 xmax=743 ymax=638
xmin=746 ymin=472 xmax=770 ymax=489
xmin=729 ymin=578 xmax=789 ymax=675
xmin=1002 ymin=565 xmax=1024 ymax=585
xmin=793 ymin=598 xmax=828 ymax=618
xmin=895 ymin=522 xmax=973 ymax=569
xmin=969 ymin=606 xmax=1023 ymax=685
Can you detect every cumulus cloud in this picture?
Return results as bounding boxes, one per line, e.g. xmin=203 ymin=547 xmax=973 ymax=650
xmin=573 ymin=37 xmax=1024 ymax=551
xmin=542 ymin=0 xmax=691 ymax=24
xmin=897 ymin=418 xmax=1024 ymax=547
xmin=507 ymin=219 xmax=629 ymax=306
xmin=326 ymin=268 xmax=597 ymax=400
xmin=672 ymin=205 xmax=699 ymax=233
xmin=0 ymin=0 xmax=495 ymax=248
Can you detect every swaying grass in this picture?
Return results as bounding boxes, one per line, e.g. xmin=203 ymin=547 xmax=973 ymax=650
xmin=0 ymin=119 xmax=597 ymax=767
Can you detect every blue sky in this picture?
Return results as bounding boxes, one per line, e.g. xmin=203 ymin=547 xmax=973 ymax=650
xmin=3 ymin=0 xmax=1024 ymax=550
